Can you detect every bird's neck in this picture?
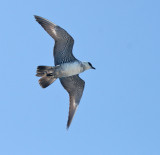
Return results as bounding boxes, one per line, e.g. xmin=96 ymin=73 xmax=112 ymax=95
xmin=82 ymin=62 xmax=90 ymax=70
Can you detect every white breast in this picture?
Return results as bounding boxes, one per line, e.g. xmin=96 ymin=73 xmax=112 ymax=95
xmin=61 ymin=61 xmax=83 ymax=77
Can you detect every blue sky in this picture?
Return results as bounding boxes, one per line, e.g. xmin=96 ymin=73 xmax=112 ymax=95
xmin=0 ymin=0 xmax=160 ymax=154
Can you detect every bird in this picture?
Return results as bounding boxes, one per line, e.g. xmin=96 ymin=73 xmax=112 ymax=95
xmin=34 ymin=15 xmax=95 ymax=129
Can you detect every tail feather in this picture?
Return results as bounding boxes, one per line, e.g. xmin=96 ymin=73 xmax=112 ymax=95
xmin=37 ymin=66 xmax=53 ymax=71
xmin=39 ymin=76 xmax=57 ymax=88
xmin=36 ymin=66 xmax=53 ymax=77
xmin=36 ymin=65 xmax=57 ymax=88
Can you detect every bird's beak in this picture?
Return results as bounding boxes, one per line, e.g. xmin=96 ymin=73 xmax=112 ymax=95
xmin=92 ymin=66 xmax=96 ymax=69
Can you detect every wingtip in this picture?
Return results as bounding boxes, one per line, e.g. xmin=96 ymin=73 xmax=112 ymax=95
xmin=66 ymin=125 xmax=70 ymax=130
xmin=66 ymin=120 xmax=71 ymax=130
xmin=33 ymin=15 xmax=57 ymax=27
xmin=34 ymin=15 xmax=37 ymax=19
xmin=66 ymin=103 xmax=78 ymax=129
xmin=34 ymin=15 xmax=40 ymax=21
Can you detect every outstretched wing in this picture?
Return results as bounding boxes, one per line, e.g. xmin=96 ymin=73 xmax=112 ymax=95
xmin=60 ymin=75 xmax=85 ymax=129
xmin=34 ymin=15 xmax=76 ymax=65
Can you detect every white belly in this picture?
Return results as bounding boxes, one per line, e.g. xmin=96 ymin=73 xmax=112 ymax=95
xmin=60 ymin=61 xmax=83 ymax=77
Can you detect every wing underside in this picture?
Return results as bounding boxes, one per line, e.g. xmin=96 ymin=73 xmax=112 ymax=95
xmin=60 ymin=75 xmax=85 ymax=128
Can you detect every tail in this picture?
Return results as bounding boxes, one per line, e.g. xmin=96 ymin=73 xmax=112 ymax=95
xmin=36 ymin=66 xmax=57 ymax=88
xmin=36 ymin=66 xmax=53 ymax=77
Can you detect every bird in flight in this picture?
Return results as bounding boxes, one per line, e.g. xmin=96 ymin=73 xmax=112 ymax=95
xmin=34 ymin=15 xmax=95 ymax=129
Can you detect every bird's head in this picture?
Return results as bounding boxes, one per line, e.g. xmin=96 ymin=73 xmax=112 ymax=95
xmin=83 ymin=62 xmax=95 ymax=70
